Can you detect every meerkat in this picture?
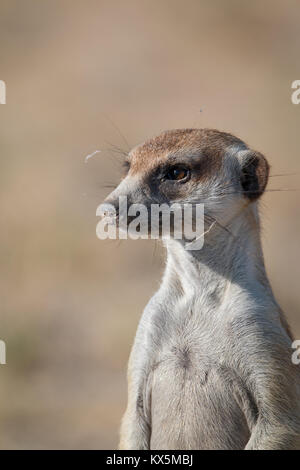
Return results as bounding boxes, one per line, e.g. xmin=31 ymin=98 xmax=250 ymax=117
xmin=100 ymin=129 xmax=300 ymax=450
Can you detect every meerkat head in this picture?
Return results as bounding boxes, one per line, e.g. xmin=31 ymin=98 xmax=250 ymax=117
xmin=100 ymin=129 xmax=269 ymax=241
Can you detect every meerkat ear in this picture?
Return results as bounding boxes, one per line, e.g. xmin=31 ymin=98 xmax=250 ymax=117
xmin=240 ymin=150 xmax=270 ymax=200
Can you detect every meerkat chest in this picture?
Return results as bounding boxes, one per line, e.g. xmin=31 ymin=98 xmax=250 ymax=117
xmin=150 ymin=305 xmax=252 ymax=449
xmin=154 ymin=300 xmax=230 ymax=371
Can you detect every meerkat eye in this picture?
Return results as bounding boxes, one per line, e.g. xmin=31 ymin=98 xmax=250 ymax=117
xmin=166 ymin=166 xmax=189 ymax=181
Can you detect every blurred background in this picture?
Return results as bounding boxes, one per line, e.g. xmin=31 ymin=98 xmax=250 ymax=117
xmin=0 ymin=0 xmax=299 ymax=449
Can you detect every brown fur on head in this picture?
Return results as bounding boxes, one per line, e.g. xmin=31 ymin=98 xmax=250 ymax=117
xmin=127 ymin=128 xmax=242 ymax=176
xmin=124 ymin=129 xmax=269 ymax=199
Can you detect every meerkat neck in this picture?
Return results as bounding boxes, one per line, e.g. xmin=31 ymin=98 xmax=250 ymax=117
xmin=164 ymin=204 xmax=270 ymax=302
